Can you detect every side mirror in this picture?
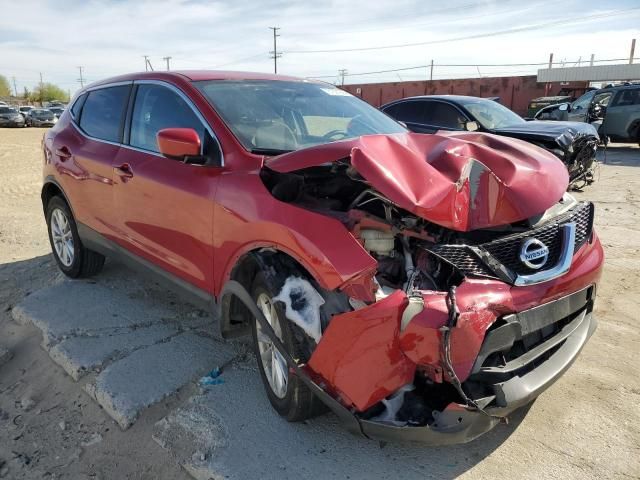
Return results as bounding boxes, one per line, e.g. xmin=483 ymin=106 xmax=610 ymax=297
xmin=558 ymin=103 xmax=569 ymax=112
xmin=465 ymin=121 xmax=479 ymax=132
xmin=157 ymin=128 xmax=203 ymax=163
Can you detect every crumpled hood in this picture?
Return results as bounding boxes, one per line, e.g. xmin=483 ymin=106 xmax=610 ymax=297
xmin=493 ymin=121 xmax=599 ymax=150
xmin=265 ymin=131 xmax=568 ymax=232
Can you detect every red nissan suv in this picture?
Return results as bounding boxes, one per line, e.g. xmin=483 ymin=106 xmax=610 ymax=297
xmin=42 ymin=71 xmax=604 ymax=444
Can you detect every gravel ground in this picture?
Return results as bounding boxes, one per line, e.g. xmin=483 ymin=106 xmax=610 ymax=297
xmin=0 ymin=128 xmax=638 ymax=479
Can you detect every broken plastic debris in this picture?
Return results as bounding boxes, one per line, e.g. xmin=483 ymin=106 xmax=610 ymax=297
xmin=273 ymin=276 xmax=325 ymax=343
xmin=371 ymin=384 xmax=414 ymax=426
xmin=199 ymin=367 xmax=224 ymax=386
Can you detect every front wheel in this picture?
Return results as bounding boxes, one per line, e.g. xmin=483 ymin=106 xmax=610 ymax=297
xmin=250 ymin=272 xmax=326 ymax=422
xmin=46 ymin=196 xmax=105 ymax=278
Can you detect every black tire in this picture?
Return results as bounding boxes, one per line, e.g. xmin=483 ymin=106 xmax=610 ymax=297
xmin=250 ymin=271 xmax=326 ymax=422
xmin=46 ymin=196 xmax=105 ymax=278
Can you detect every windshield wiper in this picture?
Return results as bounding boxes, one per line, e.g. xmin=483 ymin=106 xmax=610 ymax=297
xmin=250 ymin=147 xmax=293 ymax=156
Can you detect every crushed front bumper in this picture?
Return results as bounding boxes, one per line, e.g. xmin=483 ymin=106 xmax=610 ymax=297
xmin=360 ymin=295 xmax=597 ymax=444
xmin=222 ymin=275 xmax=598 ymax=445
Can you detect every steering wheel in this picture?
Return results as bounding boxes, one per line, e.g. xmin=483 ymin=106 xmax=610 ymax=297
xmin=322 ymin=130 xmax=349 ymax=141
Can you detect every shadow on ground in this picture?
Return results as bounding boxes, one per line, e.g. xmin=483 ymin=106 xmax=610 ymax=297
xmin=597 ymin=144 xmax=640 ymax=167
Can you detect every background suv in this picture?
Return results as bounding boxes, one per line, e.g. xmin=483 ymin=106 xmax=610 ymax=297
xmin=535 ymin=84 xmax=640 ymax=145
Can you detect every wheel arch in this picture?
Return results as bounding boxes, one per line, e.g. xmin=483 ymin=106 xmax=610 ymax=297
xmin=218 ymin=248 xmax=319 ymax=339
xmin=41 ymin=178 xmax=74 ymax=216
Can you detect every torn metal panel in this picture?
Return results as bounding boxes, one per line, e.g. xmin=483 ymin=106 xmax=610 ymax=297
xmin=307 ymin=291 xmax=416 ymax=412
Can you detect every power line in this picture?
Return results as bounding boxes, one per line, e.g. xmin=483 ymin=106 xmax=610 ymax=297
xmin=212 ymin=53 xmax=266 ymax=69
xmin=287 ymin=7 xmax=640 ymax=54
xmin=269 ymin=27 xmax=282 ymax=74
xmin=308 ymin=56 xmax=640 ymax=80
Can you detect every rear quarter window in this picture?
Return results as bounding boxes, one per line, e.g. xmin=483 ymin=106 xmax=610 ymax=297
xmin=78 ymin=86 xmax=130 ymax=143
xmin=70 ymin=93 xmax=87 ymax=119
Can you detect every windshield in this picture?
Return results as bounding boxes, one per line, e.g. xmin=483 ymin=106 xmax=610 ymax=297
xmin=456 ymin=98 xmax=525 ymax=130
xmin=194 ymin=80 xmax=406 ymax=153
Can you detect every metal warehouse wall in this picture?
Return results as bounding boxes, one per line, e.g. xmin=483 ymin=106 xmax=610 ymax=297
xmin=341 ymin=76 xmax=587 ymax=116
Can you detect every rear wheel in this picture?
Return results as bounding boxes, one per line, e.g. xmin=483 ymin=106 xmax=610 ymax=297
xmin=250 ymin=271 xmax=325 ymax=421
xmin=46 ymin=196 xmax=105 ymax=278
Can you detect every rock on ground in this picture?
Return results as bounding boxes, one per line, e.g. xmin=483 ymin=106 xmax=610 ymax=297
xmin=0 ymin=347 xmax=11 ymax=367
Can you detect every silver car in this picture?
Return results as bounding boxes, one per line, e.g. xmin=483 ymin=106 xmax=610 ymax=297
xmin=26 ymin=108 xmax=57 ymax=127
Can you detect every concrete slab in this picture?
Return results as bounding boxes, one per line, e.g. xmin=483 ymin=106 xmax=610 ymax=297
xmin=85 ymin=333 xmax=236 ymax=429
xmin=12 ymin=280 xmax=175 ymax=347
xmin=0 ymin=347 xmax=12 ymax=367
xmin=48 ymin=324 xmax=180 ymax=380
xmin=153 ymin=366 xmax=527 ymax=480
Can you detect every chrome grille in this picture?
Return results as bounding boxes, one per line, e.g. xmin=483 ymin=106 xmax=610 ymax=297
xmin=430 ymin=202 xmax=594 ymax=282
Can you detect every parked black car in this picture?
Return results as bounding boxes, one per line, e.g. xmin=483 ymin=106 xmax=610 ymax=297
xmin=381 ymin=95 xmax=599 ymax=188
xmin=0 ymin=107 xmax=25 ymax=127
xmin=26 ymin=109 xmax=57 ymax=127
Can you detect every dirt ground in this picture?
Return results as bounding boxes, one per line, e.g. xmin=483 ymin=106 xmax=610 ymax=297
xmin=0 ymin=128 xmax=639 ymax=479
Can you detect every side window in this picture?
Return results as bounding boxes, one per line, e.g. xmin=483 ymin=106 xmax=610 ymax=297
xmin=385 ymin=101 xmax=425 ymax=124
xmin=130 ymin=84 xmax=205 ymax=153
xmin=611 ymin=89 xmax=640 ymax=107
xmin=71 ymin=93 xmax=87 ymax=119
xmin=571 ymin=91 xmax=595 ymax=110
xmin=79 ymin=86 xmax=130 ymax=142
xmin=593 ymin=91 xmax=612 ymax=107
xmin=424 ymin=102 xmax=467 ymax=129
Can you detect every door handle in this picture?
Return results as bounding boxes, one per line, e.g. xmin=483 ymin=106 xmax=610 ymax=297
xmin=114 ymin=163 xmax=134 ymax=179
xmin=55 ymin=146 xmax=72 ymax=161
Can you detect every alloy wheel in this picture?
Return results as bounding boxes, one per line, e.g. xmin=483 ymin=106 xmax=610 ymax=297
xmin=50 ymin=208 xmax=74 ymax=267
xmin=255 ymin=293 xmax=288 ymax=399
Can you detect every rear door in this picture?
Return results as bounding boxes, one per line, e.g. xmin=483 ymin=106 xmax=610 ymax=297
xmin=111 ymin=81 xmax=223 ymax=293
xmin=383 ymin=100 xmax=430 ymax=132
xmin=384 ymin=100 xmax=468 ymax=133
xmin=601 ymin=88 xmax=640 ymax=141
xmin=51 ymin=84 xmax=131 ymax=237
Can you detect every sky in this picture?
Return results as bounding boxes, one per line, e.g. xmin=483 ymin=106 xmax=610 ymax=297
xmin=1 ymin=0 xmax=639 ymax=95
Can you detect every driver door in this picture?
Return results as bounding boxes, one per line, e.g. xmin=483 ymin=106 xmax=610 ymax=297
xmin=111 ymin=81 xmax=223 ymax=293
xmin=567 ymin=91 xmax=595 ymax=122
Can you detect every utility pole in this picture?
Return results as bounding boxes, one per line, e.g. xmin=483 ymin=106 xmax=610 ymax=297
xmin=429 ymin=59 xmax=434 ymax=81
xmin=269 ymin=27 xmax=281 ymax=74
xmin=630 ymin=38 xmax=636 ymax=64
xmin=39 ymin=72 xmax=44 ymax=106
xmin=143 ymin=55 xmax=154 ymax=72
xmin=338 ymin=69 xmax=347 ymax=86
xmin=163 ymin=56 xmax=172 ymax=71
xmin=12 ymin=76 xmax=18 ymax=97
xmin=77 ymin=66 xmax=84 ymax=88
xmin=590 ymin=53 xmax=595 ymax=66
